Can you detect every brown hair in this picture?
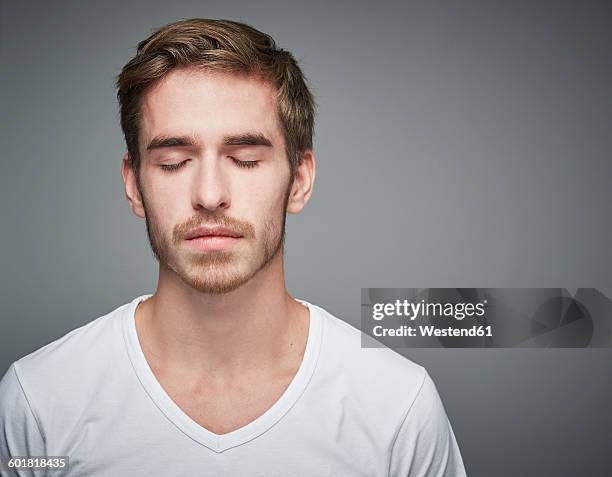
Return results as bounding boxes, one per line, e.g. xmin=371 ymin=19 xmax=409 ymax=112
xmin=115 ymin=18 xmax=316 ymax=181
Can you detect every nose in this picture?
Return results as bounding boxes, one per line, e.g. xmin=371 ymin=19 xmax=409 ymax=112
xmin=191 ymin=155 xmax=231 ymax=212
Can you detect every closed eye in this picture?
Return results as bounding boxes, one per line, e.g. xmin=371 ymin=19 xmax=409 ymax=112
xmin=159 ymin=157 xmax=260 ymax=173
xmin=159 ymin=160 xmax=188 ymax=172
xmin=231 ymin=157 xmax=260 ymax=169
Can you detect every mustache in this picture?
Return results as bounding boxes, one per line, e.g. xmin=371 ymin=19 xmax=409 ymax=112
xmin=174 ymin=216 xmax=255 ymax=242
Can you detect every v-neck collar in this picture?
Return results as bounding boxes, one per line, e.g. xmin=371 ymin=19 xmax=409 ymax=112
xmin=121 ymin=293 xmax=323 ymax=453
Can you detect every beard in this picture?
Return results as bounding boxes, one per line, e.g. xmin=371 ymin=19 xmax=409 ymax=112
xmin=138 ymin=175 xmax=292 ymax=295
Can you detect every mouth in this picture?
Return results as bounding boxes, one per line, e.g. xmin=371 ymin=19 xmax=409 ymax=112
xmin=185 ymin=234 xmax=242 ymax=251
xmin=185 ymin=226 xmax=243 ymax=240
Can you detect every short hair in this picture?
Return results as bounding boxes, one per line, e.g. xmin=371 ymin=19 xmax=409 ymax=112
xmin=115 ymin=18 xmax=316 ymax=180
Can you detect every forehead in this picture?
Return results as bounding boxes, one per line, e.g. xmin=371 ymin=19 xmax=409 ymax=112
xmin=139 ymin=68 xmax=282 ymax=148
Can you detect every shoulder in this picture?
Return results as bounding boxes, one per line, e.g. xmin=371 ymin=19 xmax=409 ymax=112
xmin=14 ymin=298 xmax=133 ymax=380
xmin=313 ymin=301 xmax=426 ymax=380
xmin=306 ymin=302 xmax=467 ymax=475
xmin=308 ymin=301 xmax=428 ymax=418
xmin=3 ymin=297 xmax=139 ymax=419
xmin=0 ymin=296 xmax=140 ymax=451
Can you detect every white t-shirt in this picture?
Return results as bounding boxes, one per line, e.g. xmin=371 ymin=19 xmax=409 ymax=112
xmin=0 ymin=294 xmax=467 ymax=476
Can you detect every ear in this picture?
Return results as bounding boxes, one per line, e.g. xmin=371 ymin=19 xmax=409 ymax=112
xmin=121 ymin=153 xmax=146 ymax=218
xmin=286 ymin=150 xmax=316 ymax=215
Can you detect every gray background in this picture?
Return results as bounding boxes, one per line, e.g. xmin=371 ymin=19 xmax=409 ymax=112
xmin=1 ymin=0 xmax=611 ymax=475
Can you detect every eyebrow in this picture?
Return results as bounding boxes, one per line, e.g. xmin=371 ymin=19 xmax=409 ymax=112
xmin=145 ymin=132 xmax=273 ymax=153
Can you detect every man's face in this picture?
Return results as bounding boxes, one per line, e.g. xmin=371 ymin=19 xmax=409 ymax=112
xmin=134 ymin=68 xmax=293 ymax=294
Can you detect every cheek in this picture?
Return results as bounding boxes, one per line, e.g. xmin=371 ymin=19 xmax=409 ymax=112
xmin=146 ymin=169 xmax=189 ymax=206
xmin=245 ymin=179 xmax=289 ymax=218
xmin=251 ymin=162 xmax=291 ymax=207
xmin=141 ymin=179 xmax=183 ymax=230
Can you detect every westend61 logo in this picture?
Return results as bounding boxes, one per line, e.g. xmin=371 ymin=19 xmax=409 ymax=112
xmin=372 ymin=299 xmax=487 ymax=321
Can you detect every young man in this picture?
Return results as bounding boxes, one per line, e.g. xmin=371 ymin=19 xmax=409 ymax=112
xmin=0 ymin=19 xmax=467 ymax=476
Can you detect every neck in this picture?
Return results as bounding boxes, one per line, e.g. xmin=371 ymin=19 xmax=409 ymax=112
xmin=135 ymin=250 xmax=310 ymax=383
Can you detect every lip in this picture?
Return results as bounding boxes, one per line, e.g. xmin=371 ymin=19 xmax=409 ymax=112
xmin=185 ymin=226 xmax=243 ymax=240
xmin=186 ymin=235 xmax=242 ymax=251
